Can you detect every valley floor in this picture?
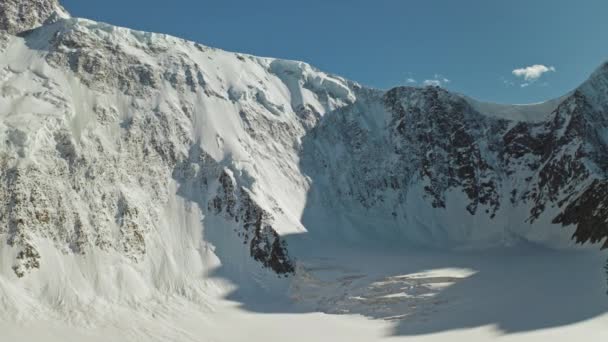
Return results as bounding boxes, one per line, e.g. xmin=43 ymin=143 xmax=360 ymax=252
xmin=2 ymin=244 xmax=608 ymax=342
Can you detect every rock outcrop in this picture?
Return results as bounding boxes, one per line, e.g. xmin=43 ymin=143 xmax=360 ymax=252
xmin=0 ymin=0 xmax=69 ymax=35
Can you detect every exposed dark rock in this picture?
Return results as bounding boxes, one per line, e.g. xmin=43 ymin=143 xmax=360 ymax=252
xmin=304 ymin=81 xmax=608 ymax=250
xmin=385 ymin=86 xmax=502 ymax=216
xmin=553 ymin=180 xmax=608 ymax=249
xmin=12 ymin=242 xmax=41 ymax=278
xmin=0 ymin=0 xmax=68 ymax=35
xmin=210 ymin=170 xmax=295 ymax=275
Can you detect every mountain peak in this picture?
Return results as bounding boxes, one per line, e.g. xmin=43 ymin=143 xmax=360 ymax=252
xmin=0 ymin=0 xmax=69 ymax=35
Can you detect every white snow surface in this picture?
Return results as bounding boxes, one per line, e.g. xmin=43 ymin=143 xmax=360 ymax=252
xmin=0 ymin=9 xmax=607 ymax=342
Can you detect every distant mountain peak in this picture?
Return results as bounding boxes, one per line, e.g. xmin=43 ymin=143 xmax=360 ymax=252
xmin=0 ymin=0 xmax=69 ymax=35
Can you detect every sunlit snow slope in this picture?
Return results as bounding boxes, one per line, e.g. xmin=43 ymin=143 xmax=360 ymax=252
xmin=0 ymin=0 xmax=358 ymax=318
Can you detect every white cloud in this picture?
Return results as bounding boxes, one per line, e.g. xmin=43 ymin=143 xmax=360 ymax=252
xmin=423 ymin=79 xmax=442 ymax=87
xmin=512 ymin=64 xmax=556 ymax=81
xmin=423 ymin=74 xmax=450 ymax=87
xmin=520 ymin=83 xmax=530 ymax=88
xmin=406 ymin=78 xmax=416 ymax=84
xmin=434 ymin=74 xmax=450 ymax=84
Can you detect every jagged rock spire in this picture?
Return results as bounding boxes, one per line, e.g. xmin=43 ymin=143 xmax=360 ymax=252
xmin=0 ymin=0 xmax=70 ymax=35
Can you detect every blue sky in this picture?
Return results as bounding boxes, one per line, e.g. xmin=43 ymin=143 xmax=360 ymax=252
xmin=62 ymin=0 xmax=608 ymax=104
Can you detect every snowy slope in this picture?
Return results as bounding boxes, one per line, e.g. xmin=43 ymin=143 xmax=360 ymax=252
xmin=1 ymin=1 xmax=608 ymax=341
xmin=0 ymin=2 xmax=359 ymax=320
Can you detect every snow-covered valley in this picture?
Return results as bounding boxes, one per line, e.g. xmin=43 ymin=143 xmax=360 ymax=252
xmin=2 ymin=245 xmax=608 ymax=341
xmin=1 ymin=0 xmax=608 ymax=340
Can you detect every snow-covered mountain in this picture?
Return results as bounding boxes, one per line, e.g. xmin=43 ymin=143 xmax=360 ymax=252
xmin=1 ymin=0 xmax=608 ymax=335
xmin=303 ymin=80 xmax=608 ymax=249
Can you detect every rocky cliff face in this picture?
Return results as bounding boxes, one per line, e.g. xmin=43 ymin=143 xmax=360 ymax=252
xmin=0 ymin=0 xmax=69 ymax=35
xmin=302 ymin=78 xmax=608 ymax=248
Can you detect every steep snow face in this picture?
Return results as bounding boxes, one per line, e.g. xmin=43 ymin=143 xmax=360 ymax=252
xmin=0 ymin=15 xmax=359 ymax=317
xmin=0 ymin=0 xmax=69 ymax=35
